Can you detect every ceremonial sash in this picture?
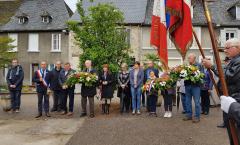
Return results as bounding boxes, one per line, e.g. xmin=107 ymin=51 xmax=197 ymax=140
xmin=37 ymin=70 xmax=48 ymax=87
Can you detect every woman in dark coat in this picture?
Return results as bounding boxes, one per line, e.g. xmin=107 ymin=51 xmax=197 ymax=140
xmin=99 ymin=64 xmax=114 ymax=114
xmin=117 ymin=63 xmax=131 ymax=113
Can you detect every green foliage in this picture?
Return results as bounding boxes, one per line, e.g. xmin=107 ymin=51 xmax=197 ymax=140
xmin=144 ymin=53 xmax=163 ymax=71
xmin=0 ymin=36 xmax=16 ymax=68
xmin=68 ymin=0 xmax=131 ymax=73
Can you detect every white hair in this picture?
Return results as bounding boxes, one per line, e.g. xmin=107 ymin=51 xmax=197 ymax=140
xmin=226 ymin=38 xmax=240 ymax=48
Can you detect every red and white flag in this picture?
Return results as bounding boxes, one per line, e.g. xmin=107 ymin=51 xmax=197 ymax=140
xmin=150 ymin=0 xmax=168 ymax=69
xmin=166 ymin=0 xmax=193 ymax=59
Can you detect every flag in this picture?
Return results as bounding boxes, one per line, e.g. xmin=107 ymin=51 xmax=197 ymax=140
xmin=166 ymin=0 xmax=193 ymax=59
xmin=150 ymin=0 xmax=169 ymax=69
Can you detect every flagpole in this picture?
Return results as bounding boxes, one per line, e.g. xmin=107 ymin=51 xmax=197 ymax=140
xmin=192 ymin=29 xmax=220 ymax=97
xmin=202 ymin=1 xmax=239 ymax=145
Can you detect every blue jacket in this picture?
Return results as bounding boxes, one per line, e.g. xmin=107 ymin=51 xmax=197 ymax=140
xmin=201 ymin=69 xmax=213 ymax=90
xmin=144 ymin=67 xmax=159 ymax=83
xmin=130 ymin=68 xmax=144 ymax=88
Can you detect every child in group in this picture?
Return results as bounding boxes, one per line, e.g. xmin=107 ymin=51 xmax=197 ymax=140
xmin=146 ymin=71 xmax=158 ymax=117
xmin=161 ymin=73 xmax=174 ymax=118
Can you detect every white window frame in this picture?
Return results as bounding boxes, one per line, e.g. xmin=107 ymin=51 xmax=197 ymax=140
xmin=18 ymin=17 xmax=27 ymax=24
xmin=28 ymin=33 xmax=39 ymax=52
xmin=51 ymin=34 xmax=61 ymax=52
xmin=220 ymin=28 xmax=238 ymax=47
xmin=4 ymin=66 xmax=9 ymax=82
xmin=236 ymin=6 xmax=240 ymax=20
xmin=42 ymin=16 xmax=49 ymax=23
xmin=8 ymin=33 xmax=18 ymax=52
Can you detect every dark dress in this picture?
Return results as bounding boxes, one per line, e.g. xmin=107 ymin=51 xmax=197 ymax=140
xmin=99 ymin=71 xmax=114 ymax=99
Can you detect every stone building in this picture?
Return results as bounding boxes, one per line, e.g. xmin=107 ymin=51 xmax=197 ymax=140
xmin=0 ymin=0 xmax=73 ymax=85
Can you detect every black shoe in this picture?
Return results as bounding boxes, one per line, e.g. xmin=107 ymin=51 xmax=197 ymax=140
xmin=217 ymin=123 xmax=226 ymax=128
xmin=45 ymin=113 xmax=51 ymax=117
xmin=204 ymin=112 xmax=209 ymax=115
xmin=201 ymin=112 xmax=205 ymax=114
xmin=182 ymin=111 xmax=186 ymax=114
xmin=50 ymin=108 xmax=57 ymax=112
xmin=35 ymin=113 xmax=42 ymax=118
xmin=80 ymin=113 xmax=87 ymax=117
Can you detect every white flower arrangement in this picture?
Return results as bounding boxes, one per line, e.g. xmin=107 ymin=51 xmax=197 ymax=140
xmin=180 ymin=70 xmax=187 ymax=78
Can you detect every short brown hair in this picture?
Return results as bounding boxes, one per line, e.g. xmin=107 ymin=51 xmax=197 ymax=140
xmin=102 ymin=64 xmax=109 ymax=68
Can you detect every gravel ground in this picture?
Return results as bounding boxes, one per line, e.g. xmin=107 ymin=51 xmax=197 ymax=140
xmin=67 ymin=102 xmax=229 ymax=145
xmin=0 ymin=94 xmax=229 ymax=145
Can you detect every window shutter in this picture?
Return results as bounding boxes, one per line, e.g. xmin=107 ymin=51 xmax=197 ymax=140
xmin=220 ymin=29 xmax=225 ymax=47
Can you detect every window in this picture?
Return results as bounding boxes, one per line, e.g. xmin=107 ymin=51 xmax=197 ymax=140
xmin=8 ymin=33 xmax=18 ymax=52
xmin=191 ymin=27 xmax=201 ymax=49
xmin=4 ymin=66 xmax=9 ymax=82
xmin=225 ymin=30 xmax=236 ymax=41
xmin=51 ymin=34 xmax=61 ymax=52
xmin=42 ymin=16 xmax=51 ymax=23
xmin=237 ymin=6 xmax=240 ymax=20
xmin=18 ymin=17 xmax=28 ymax=24
xmin=28 ymin=33 xmax=39 ymax=52
xmin=126 ymin=29 xmax=131 ymax=47
xmin=30 ymin=63 xmax=39 ymax=85
xmin=220 ymin=29 xmax=238 ymax=46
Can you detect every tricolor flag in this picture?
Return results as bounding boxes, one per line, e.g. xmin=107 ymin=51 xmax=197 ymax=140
xmin=150 ymin=0 xmax=169 ymax=69
xmin=166 ymin=0 xmax=193 ymax=59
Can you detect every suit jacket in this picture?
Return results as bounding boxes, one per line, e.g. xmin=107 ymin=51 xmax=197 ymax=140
xmin=6 ymin=65 xmax=24 ymax=91
xmin=59 ymin=68 xmax=75 ymax=90
xmin=48 ymin=67 xmax=63 ymax=91
xmin=32 ymin=69 xmax=50 ymax=93
xmin=129 ymin=68 xmax=144 ymax=88
xmin=81 ymin=68 xmax=97 ymax=97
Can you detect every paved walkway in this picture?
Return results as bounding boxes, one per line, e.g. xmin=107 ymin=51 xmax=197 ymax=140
xmin=0 ymin=94 xmax=229 ymax=145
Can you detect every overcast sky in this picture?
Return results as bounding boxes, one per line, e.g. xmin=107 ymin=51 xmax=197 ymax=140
xmin=65 ymin=0 xmax=78 ymax=12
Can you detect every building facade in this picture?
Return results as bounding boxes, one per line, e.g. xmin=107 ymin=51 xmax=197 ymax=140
xmin=0 ymin=0 xmax=73 ymax=85
xmin=69 ymin=0 xmax=240 ymax=68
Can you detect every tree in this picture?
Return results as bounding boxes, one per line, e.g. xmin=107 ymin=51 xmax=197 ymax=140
xmin=0 ymin=36 xmax=16 ymax=68
xmin=68 ymin=0 xmax=132 ymax=73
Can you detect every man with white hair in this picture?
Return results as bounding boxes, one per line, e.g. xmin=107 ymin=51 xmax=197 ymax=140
xmin=80 ymin=60 xmax=97 ymax=118
xmin=203 ymin=38 xmax=240 ymax=145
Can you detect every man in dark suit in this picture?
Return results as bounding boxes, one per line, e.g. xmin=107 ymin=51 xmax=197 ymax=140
xmin=48 ymin=61 xmax=62 ymax=112
xmin=33 ymin=61 xmax=50 ymax=118
xmin=59 ymin=62 xmax=75 ymax=116
xmin=80 ymin=60 xmax=97 ymax=118
xmin=6 ymin=59 xmax=24 ymax=113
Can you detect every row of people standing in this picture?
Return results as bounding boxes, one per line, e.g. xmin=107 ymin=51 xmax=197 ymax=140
xmin=5 ymin=57 xmax=211 ymax=121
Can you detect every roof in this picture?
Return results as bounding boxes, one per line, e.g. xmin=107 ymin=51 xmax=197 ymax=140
xmin=0 ymin=0 xmax=73 ymax=32
xmin=71 ymin=0 xmax=240 ymax=27
xmin=70 ymin=0 xmax=148 ymax=24
xmin=192 ymin=0 xmax=240 ymax=26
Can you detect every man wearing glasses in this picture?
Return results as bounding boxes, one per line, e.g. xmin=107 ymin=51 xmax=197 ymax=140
xmin=203 ymin=38 xmax=240 ymax=145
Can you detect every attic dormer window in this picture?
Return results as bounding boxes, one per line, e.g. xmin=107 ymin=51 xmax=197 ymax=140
xmin=42 ymin=16 xmax=50 ymax=23
xmin=237 ymin=6 xmax=240 ymax=20
xmin=41 ymin=11 xmax=52 ymax=23
xmin=16 ymin=13 xmax=28 ymax=24
xmin=18 ymin=17 xmax=28 ymax=24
